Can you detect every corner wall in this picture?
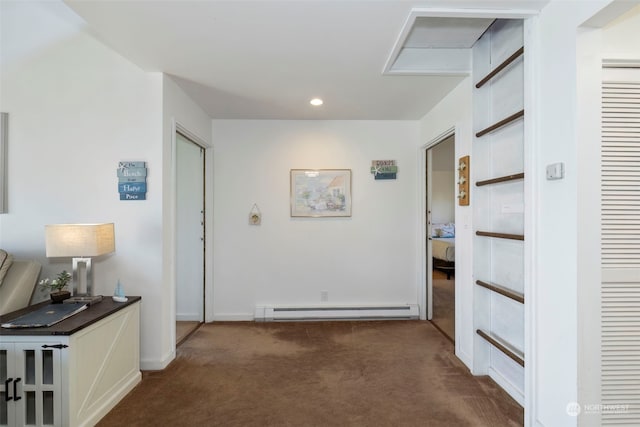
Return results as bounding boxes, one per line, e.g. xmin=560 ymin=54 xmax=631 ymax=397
xmin=533 ymin=1 xmax=613 ymax=425
xmin=1 ymin=1 xmax=164 ymax=368
xmin=419 ymin=77 xmax=474 ymax=369
xmin=159 ymin=75 xmax=213 ymax=368
xmin=211 ymin=120 xmax=420 ymax=319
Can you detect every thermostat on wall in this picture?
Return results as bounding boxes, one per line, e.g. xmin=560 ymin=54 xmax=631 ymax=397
xmin=546 ymin=162 xmax=564 ymax=180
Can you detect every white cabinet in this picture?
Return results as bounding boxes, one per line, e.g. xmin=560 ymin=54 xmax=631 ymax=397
xmin=0 ymin=343 xmax=63 ymax=426
xmin=0 ymin=298 xmax=141 ymax=427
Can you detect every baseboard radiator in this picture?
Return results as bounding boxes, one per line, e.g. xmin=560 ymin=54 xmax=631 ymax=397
xmin=254 ymin=305 xmax=419 ymax=322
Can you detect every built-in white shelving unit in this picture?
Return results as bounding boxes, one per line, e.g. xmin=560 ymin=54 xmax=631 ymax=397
xmin=472 ymin=19 xmax=526 ymax=405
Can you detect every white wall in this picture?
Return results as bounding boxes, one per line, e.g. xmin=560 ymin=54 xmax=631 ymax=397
xmin=602 ymin=4 xmax=640 ymax=59
xmin=160 ymin=75 xmax=213 ymax=367
xmin=0 ymin=1 xmax=171 ymax=369
xmin=533 ymin=1 xmax=614 ymax=425
xmin=431 ymin=137 xmax=455 ymax=224
xmin=419 ymin=77 xmax=474 ymax=368
xmin=431 ymin=171 xmax=455 ymax=224
xmin=211 ymin=120 xmax=419 ymax=319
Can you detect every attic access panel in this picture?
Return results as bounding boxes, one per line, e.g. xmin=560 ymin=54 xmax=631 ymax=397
xmin=405 ymin=17 xmax=495 ymax=48
xmin=384 ymin=15 xmax=494 ymax=75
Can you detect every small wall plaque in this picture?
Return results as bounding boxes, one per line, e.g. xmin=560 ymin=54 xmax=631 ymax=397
xmin=371 ymin=160 xmax=397 ymax=180
xmin=118 ymin=161 xmax=147 ymax=200
xmin=249 ymin=204 xmax=261 ymax=225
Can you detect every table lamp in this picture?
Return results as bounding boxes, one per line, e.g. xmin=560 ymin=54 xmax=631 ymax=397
xmin=45 ymin=223 xmax=115 ymax=304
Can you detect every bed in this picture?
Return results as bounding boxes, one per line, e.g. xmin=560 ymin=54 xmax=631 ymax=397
xmin=431 ymin=223 xmax=455 ymax=279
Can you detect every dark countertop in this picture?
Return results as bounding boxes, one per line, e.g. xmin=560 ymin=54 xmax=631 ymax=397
xmin=0 ymin=296 xmax=141 ymax=336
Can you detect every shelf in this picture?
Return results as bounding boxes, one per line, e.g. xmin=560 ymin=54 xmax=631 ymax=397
xmin=477 ymin=329 xmax=525 ymax=367
xmin=476 ymin=280 xmax=524 ymax=304
xmin=475 ymin=46 xmax=524 ymax=89
xmin=476 ymin=172 xmax=524 ymax=187
xmin=475 ymin=109 xmax=525 ymax=138
xmin=476 ymin=231 xmax=524 ymax=241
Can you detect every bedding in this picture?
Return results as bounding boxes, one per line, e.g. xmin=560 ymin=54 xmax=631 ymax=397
xmin=432 ymin=237 xmax=455 ymax=262
xmin=432 ymin=222 xmax=455 ymax=238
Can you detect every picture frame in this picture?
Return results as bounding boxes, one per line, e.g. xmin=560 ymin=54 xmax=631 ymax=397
xmin=0 ymin=113 xmax=7 ymax=214
xmin=290 ymin=169 xmax=352 ymax=217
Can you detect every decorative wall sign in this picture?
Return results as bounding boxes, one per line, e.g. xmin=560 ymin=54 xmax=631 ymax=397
xmin=0 ymin=113 xmax=7 ymax=213
xmin=117 ymin=161 xmax=147 ymax=200
xmin=291 ymin=169 xmax=352 ymax=217
xmin=458 ymin=155 xmax=470 ymax=206
xmin=249 ymin=204 xmax=262 ymax=225
xmin=371 ymin=160 xmax=397 ymax=180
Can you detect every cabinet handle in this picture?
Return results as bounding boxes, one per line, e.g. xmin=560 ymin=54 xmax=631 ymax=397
xmin=4 ymin=378 xmax=12 ymax=401
xmin=42 ymin=344 xmax=68 ymax=349
xmin=13 ymin=378 xmax=21 ymax=401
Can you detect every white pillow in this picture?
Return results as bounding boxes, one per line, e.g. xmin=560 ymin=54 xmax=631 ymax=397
xmin=432 ymin=223 xmax=455 ymax=238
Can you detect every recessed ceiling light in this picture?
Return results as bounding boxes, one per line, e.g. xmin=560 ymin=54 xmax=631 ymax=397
xmin=310 ymin=98 xmax=323 ymax=106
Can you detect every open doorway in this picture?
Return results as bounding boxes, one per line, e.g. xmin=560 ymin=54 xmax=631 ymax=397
xmin=175 ymin=130 xmax=206 ymax=346
xmin=426 ymin=134 xmax=456 ymax=342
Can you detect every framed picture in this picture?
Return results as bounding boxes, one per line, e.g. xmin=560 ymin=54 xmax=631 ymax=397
xmin=0 ymin=113 xmax=7 ymax=214
xmin=290 ymin=169 xmax=352 ymax=217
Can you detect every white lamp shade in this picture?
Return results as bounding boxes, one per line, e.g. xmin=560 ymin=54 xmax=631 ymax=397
xmin=45 ymin=223 xmax=115 ymax=257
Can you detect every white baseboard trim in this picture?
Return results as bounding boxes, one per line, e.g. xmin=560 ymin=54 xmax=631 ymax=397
xmin=456 ymin=346 xmax=473 ymax=371
xmin=141 ymin=349 xmax=175 ymax=371
xmin=176 ymin=313 xmax=201 ymax=321
xmin=488 ymin=367 xmax=525 ymax=407
xmin=212 ymin=313 xmax=254 ymax=321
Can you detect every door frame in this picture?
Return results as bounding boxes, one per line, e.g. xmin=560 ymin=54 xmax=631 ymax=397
xmin=421 ymin=126 xmax=456 ymax=322
xmin=170 ymin=120 xmax=213 ymax=346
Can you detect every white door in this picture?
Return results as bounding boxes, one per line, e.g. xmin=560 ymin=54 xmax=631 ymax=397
xmin=176 ymin=132 xmax=205 ymax=322
xmin=426 ymin=147 xmax=434 ymax=320
xmin=601 ymin=66 xmax=640 ymax=425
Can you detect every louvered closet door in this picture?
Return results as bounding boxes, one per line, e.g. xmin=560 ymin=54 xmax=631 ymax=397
xmin=601 ymin=66 xmax=640 ymax=425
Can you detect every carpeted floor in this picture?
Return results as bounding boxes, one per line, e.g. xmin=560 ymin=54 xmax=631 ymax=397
xmin=98 ymin=321 xmax=522 ymax=427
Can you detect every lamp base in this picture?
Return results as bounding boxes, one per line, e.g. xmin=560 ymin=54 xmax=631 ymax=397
xmin=63 ymin=295 xmax=103 ymax=305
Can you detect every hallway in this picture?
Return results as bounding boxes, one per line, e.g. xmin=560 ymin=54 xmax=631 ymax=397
xmin=99 ymin=320 xmax=522 ymax=426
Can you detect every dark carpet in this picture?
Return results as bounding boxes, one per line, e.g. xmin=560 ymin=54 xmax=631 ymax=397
xmin=98 ymin=321 xmax=522 ymax=427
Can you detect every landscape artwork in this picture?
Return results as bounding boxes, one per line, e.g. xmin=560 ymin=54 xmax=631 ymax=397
xmin=290 ymin=169 xmax=352 ymax=217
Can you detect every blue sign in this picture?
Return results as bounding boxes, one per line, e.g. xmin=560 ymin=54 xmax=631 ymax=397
xmin=118 ymin=161 xmax=147 ymax=201
xmin=118 ymin=183 xmax=147 ymax=193
xmin=117 ymin=167 xmax=147 ymax=178
xmin=120 ymin=193 xmax=146 ymax=201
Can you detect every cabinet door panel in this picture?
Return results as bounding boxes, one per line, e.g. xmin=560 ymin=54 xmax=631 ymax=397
xmin=15 ymin=343 xmax=62 ymax=426
xmin=0 ymin=344 xmax=18 ymax=427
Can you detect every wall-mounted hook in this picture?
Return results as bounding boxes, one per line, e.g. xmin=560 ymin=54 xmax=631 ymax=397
xmin=249 ymin=204 xmax=261 ymax=225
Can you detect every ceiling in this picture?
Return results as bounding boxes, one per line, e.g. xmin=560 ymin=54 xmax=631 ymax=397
xmin=64 ymin=1 xmax=549 ymax=120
